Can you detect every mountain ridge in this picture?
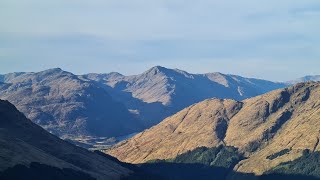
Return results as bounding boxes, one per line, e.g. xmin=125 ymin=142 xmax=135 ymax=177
xmin=1 ymin=67 xmax=317 ymax=138
xmin=107 ymin=81 xmax=320 ymax=175
xmin=82 ymin=66 xmax=286 ymax=126
xmin=0 ymin=68 xmax=143 ymax=138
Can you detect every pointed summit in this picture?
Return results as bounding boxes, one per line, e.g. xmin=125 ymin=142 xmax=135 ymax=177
xmin=144 ymin=66 xmax=170 ymax=75
xmin=144 ymin=66 xmax=192 ymax=78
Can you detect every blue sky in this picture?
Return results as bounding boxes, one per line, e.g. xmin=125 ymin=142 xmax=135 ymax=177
xmin=0 ymin=0 xmax=320 ymax=81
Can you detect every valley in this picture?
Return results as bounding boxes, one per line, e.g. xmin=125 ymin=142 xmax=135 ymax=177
xmin=1 ymin=67 xmax=320 ymax=180
xmin=2 ymin=1 xmax=319 ymax=179
xmin=65 ymin=132 xmax=138 ymax=151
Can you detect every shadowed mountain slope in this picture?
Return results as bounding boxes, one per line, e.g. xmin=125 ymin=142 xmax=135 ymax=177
xmin=0 ymin=99 xmax=135 ymax=180
xmin=130 ymin=146 xmax=320 ymax=180
xmin=107 ymin=82 xmax=320 ymax=175
xmin=0 ymin=68 xmax=143 ymax=137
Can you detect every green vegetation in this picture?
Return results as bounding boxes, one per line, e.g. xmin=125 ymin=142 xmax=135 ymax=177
xmin=141 ymin=146 xmax=244 ymax=179
xmin=266 ymin=149 xmax=291 ymax=160
xmin=266 ymin=150 xmax=320 ymax=178
xmin=141 ymin=147 xmax=320 ymax=180
xmin=147 ymin=145 xmax=244 ymax=170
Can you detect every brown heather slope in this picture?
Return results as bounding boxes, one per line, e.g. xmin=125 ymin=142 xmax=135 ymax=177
xmin=107 ymin=81 xmax=320 ymax=175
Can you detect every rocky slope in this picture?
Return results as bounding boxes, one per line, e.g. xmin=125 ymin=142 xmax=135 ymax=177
xmin=0 ymin=68 xmax=143 ymax=137
xmin=83 ymin=66 xmax=285 ymax=126
xmin=107 ymin=82 xmax=320 ymax=175
xmin=0 ymin=99 xmax=133 ymax=180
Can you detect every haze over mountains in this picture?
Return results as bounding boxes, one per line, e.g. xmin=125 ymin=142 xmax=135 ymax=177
xmin=1 ymin=66 xmax=320 ymax=179
xmin=82 ymin=66 xmax=286 ymax=126
xmin=286 ymin=75 xmax=320 ymax=85
xmin=2 ymin=85 xmax=319 ymax=180
xmin=0 ymin=66 xmax=318 ymax=140
xmin=0 ymin=68 xmax=143 ymax=138
xmin=108 ymin=82 xmax=320 ymax=177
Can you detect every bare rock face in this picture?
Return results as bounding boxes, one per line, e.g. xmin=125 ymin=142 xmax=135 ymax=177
xmin=107 ymin=82 xmax=320 ymax=175
xmin=83 ymin=66 xmax=285 ymax=126
xmin=0 ymin=99 xmax=132 ymax=180
xmin=0 ymin=68 xmax=143 ymax=137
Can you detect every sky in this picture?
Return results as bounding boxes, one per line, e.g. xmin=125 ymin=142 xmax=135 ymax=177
xmin=0 ymin=0 xmax=320 ymax=81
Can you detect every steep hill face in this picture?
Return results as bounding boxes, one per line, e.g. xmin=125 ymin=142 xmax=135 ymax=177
xmin=0 ymin=99 xmax=132 ymax=180
xmin=107 ymin=82 xmax=320 ymax=175
xmin=0 ymin=68 xmax=143 ymax=137
xmin=107 ymin=98 xmax=243 ymax=163
xmin=84 ymin=66 xmax=285 ymax=126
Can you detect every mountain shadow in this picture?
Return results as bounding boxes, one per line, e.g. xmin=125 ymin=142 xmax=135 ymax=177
xmin=109 ymin=145 xmax=320 ymax=180
xmin=125 ymin=163 xmax=320 ymax=180
xmin=0 ymin=163 xmax=95 ymax=180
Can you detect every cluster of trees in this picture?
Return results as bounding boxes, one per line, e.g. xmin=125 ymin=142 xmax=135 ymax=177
xmin=266 ymin=150 xmax=320 ymax=178
xmin=140 ymin=146 xmax=244 ymax=179
xmin=147 ymin=145 xmax=243 ymax=170
xmin=171 ymin=145 xmax=244 ymax=169
xmin=266 ymin=149 xmax=291 ymax=160
xmin=139 ymin=147 xmax=320 ymax=180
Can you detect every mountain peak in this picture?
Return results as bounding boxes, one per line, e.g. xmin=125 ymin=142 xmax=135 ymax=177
xmin=41 ymin=68 xmax=64 ymax=74
xmin=144 ymin=66 xmax=193 ymax=79
xmin=107 ymin=72 xmax=124 ymax=78
xmin=36 ymin=68 xmax=73 ymax=79
xmin=151 ymin=65 xmax=167 ymax=70
xmin=145 ymin=66 xmax=169 ymax=75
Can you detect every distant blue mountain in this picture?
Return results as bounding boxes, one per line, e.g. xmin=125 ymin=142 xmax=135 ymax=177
xmin=82 ymin=66 xmax=286 ymax=126
xmin=286 ymin=75 xmax=320 ymax=85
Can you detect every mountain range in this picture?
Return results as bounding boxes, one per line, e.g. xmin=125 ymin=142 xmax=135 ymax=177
xmin=1 ymin=67 xmax=320 ymax=179
xmin=0 ymin=66 xmax=318 ymax=139
xmin=2 ymin=94 xmax=319 ymax=180
xmin=0 ymin=68 xmax=143 ymax=138
xmin=107 ymin=81 xmax=320 ymax=176
xmin=82 ymin=66 xmax=287 ymax=126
